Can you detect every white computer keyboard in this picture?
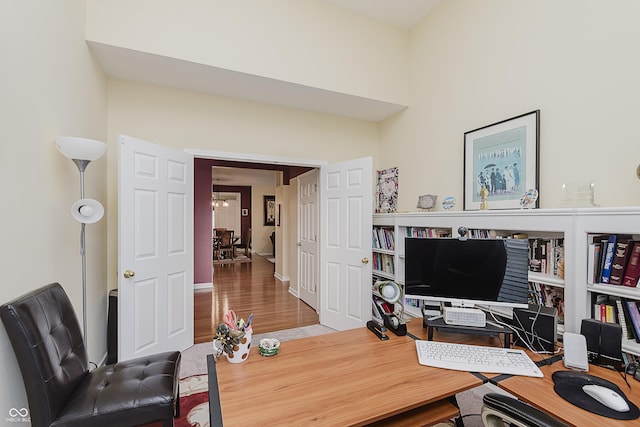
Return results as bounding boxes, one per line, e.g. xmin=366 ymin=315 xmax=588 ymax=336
xmin=415 ymin=340 xmax=543 ymax=378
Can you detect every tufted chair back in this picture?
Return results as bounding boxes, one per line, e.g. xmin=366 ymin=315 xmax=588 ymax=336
xmin=1 ymin=283 xmax=89 ymax=427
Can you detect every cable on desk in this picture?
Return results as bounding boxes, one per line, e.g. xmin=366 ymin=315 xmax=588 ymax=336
xmin=406 ymin=331 xmax=420 ymax=341
xmin=488 ymin=309 xmax=561 ymax=364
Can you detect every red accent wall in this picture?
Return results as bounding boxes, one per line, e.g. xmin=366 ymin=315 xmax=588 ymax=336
xmin=194 ymin=159 xmax=214 ymax=284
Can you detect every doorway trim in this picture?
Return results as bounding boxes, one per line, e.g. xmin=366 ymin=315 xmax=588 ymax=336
xmin=187 ymin=148 xmax=327 ymax=292
xmin=187 ymin=149 xmax=326 ymax=168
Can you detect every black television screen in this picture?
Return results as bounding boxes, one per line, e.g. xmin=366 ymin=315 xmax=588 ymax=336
xmin=404 ymin=237 xmax=529 ymax=308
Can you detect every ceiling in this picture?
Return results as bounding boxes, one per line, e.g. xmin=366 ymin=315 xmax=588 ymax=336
xmin=324 ymin=0 xmax=439 ymax=30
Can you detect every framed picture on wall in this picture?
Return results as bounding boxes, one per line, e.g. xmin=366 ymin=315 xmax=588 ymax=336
xmin=463 ymin=110 xmax=540 ymax=210
xmin=264 ymin=195 xmax=276 ymax=226
xmin=241 ymin=208 xmax=249 ymax=216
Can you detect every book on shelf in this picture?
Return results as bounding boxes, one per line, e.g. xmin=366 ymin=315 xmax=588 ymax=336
xmin=609 ymin=238 xmax=632 ymax=285
xmin=528 ymin=281 xmax=564 ymax=324
xmin=528 ymin=238 xmax=564 ymax=277
xmin=594 ymin=235 xmax=611 ymax=284
xmin=587 ymin=243 xmax=602 ymax=285
xmin=600 ymin=234 xmax=619 ymax=284
xmin=404 ymin=227 xmax=450 ymax=238
xmin=623 ymin=299 xmax=640 ymax=344
xmin=616 ymin=298 xmax=636 ymax=341
xmin=587 ymin=234 xmax=637 ymax=286
xmin=622 ymin=241 xmax=640 ymax=288
xmin=372 ymin=253 xmax=394 ymax=275
xmin=594 ymin=294 xmax=617 ymax=323
xmin=372 ymin=227 xmax=395 ymax=251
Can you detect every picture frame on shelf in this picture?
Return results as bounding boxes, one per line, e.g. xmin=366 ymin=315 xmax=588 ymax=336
xmin=463 ymin=110 xmax=540 ymax=210
xmin=264 ymin=195 xmax=275 ymax=226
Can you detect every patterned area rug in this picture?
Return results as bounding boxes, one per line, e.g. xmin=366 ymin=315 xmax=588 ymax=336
xmin=213 ymin=254 xmax=252 ymax=265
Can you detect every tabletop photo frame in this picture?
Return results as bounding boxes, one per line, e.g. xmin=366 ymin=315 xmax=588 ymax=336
xmin=463 ymin=110 xmax=540 ymax=210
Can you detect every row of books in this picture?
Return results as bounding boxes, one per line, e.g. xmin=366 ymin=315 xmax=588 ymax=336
xmin=372 ymin=253 xmax=394 ymax=275
xmin=404 ymin=227 xmax=451 ymax=238
xmin=529 ymin=282 xmax=565 ymax=323
xmin=372 ymin=227 xmax=395 ymax=251
xmin=593 ymin=295 xmax=640 ymax=344
xmin=528 ymin=238 xmax=565 ymax=278
xmin=587 ymin=234 xmax=640 ymax=287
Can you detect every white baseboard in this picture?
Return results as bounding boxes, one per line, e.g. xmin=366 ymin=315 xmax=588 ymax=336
xmin=288 ymin=287 xmax=299 ymax=298
xmin=194 ymin=282 xmax=213 ymax=291
xmin=274 ymin=272 xmax=290 ymax=282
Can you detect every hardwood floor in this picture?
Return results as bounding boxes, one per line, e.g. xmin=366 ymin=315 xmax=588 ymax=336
xmin=194 ymin=253 xmax=319 ymax=344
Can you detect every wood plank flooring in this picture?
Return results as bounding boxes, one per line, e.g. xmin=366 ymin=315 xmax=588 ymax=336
xmin=194 ymin=254 xmax=319 ymax=343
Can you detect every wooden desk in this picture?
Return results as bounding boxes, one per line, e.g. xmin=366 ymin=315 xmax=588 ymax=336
xmin=497 ymin=361 xmax=640 ymax=427
xmin=209 ymin=324 xmax=483 ymax=426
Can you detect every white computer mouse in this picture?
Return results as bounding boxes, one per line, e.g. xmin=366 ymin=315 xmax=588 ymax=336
xmin=582 ymin=384 xmax=630 ymax=412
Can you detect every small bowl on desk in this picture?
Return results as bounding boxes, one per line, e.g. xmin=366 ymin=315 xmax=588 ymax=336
xmin=259 ymin=338 xmax=280 ymax=357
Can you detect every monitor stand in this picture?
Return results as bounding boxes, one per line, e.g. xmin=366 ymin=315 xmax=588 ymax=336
xmin=423 ymin=317 xmax=513 ymax=348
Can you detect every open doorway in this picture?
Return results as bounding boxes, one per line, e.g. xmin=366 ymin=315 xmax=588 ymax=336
xmin=193 ymin=156 xmax=320 ymax=342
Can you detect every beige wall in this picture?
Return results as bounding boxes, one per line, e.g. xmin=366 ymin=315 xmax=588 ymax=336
xmin=0 ymin=0 xmax=108 ymax=417
xmin=251 ymin=185 xmax=277 ymax=256
xmin=86 ymin=0 xmax=409 ymax=105
xmin=380 ymin=0 xmax=640 ymax=211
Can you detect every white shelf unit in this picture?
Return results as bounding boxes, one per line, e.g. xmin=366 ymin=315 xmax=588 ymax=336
xmin=574 ymin=207 xmax=640 ymax=356
xmin=373 ymin=209 xmax=574 ymax=331
xmin=372 ymin=217 xmax=396 ymax=280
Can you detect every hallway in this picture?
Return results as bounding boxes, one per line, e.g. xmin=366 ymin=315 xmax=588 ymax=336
xmin=194 ymin=253 xmax=319 ymax=343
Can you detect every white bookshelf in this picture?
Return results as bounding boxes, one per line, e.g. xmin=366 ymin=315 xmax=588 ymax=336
xmin=574 ymin=207 xmax=640 ymax=356
xmin=373 ymin=209 xmax=574 ymax=332
xmin=373 ymin=207 xmax=640 ymax=356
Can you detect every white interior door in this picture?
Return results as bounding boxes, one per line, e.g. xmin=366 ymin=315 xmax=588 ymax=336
xmin=319 ymin=157 xmax=372 ymax=330
xmin=118 ymin=135 xmax=194 ymax=360
xmin=298 ymin=169 xmax=319 ymax=310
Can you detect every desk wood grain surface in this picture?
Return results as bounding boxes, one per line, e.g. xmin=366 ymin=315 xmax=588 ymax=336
xmin=214 ymin=322 xmax=482 ymax=426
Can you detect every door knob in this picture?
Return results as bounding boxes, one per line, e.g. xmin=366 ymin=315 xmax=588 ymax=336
xmin=361 ymin=257 xmax=369 ymax=264
xmin=123 ymin=270 xmax=135 ymax=279
xmin=296 ymin=242 xmax=302 ymax=246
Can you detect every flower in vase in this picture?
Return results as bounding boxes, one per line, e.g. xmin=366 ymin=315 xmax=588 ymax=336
xmin=214 ymin=323 xmax=246 ymax=356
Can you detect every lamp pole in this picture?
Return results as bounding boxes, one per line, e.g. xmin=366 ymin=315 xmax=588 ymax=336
xmin=74 ymin=159 xmax=90 ymax=348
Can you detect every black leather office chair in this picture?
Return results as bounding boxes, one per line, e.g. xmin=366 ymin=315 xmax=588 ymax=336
xmin=0 ymin=283 xmax=181 ymax=427
xmin=481 ymin=393 xmax=569 ymax=427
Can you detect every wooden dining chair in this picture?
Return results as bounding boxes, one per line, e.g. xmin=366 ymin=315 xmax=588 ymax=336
xmin=234 ymin=228 xmax=252 ymax=258
xmin=217 ymin=230 xmax=235 ymax=260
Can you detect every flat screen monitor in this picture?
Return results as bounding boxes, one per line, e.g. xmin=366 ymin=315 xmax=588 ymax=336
xmin=404 ymin=237 xmax=529 ymax=309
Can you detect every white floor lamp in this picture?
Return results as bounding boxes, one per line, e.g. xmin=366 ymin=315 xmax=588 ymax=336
xmin=55 ymin=136 xmax=107 ymax=348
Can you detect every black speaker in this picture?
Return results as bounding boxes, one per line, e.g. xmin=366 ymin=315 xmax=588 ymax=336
xmin=512 ymin=304 xmax=557 ymax=353
xmin=580 ymin=318 xmax=602 ymax=359
xmin=580 ymin=318 xmax=623 ymax=370
xmin=107 ymin=289 xmax=118 ymax=364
